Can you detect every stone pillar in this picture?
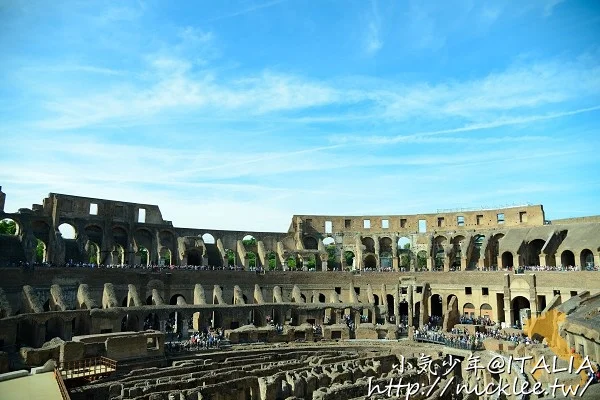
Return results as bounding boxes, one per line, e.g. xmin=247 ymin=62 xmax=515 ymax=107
xmin=496 ymin=256 xmax=503 ymax=269
xmin=554 ymin=254 xmax=561 ymax=268
xmin=393 ymin=256 xmax=399 ymax=271
xmin=0 ymin=186 xmax=5 ymax=212
xmin=460 ymin=257 xmax=467 ymax=271
xmin=443 ymin=257 xmax=450 ymax=272
xmin=321 ymin=260 xmax=327 ymax=271
xmin=426 ymin=257 xmax=433 ymax=272
xmin=594 ymin=253 xmax=600 ymax=268
xmin=539 ymin=253 xmax=547 ymax=267
xmin=407 ymin=285 xmax=413 ymax=326
xmin=478 ymin=255 xmax=486 ymax=270
xmin=159 ymin=320 xmax=166 ymax=333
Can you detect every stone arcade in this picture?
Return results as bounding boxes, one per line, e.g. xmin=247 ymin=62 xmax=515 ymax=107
xmin=1 ymin=189 xmax=600 ymax=399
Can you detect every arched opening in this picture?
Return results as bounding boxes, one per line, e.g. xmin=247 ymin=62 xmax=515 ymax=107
xmin=170 ymin=294 xmax=186 ymax=305
xmin=242 ymin=235 xmax=256 ymax=248
xmin=373 ymin=294 xmax=380 ymax=306
xmin=225 ymin=249 xmax=235 ymax=266
xmin=112 ymin=244 xmax=125 ymax=265
xmin=266 ymin=251 xmax=277 ymax=270
xmin=364 ymin=254 xmax=377 ymax=270
xmin=399 ymin=300 xmax=409 ymax=325
xmin=302 ymin=236 xmax=318 ymax=250
xmin=144 ymin=313 xmax=160 ymax=330
xmin=318 ymin=293 xmax=326 ymax=303
xmin=344 ymin=251 xmax=355 ymax=270
xmin=447 ymin=294 xmax=457 ymax=306
xmin=87 ymin=241 xmax=100 ymax=264
xmin=186 ymin=249 xmax=203 ymax=266
xmin=0 ymin=218 xmax=19 ymax=235
xmin=526 ymin=239 xmax=546 ymax=266
xmin=397 ymin=237 xmax=411 ymax=251
xmin=380 ymin=251 xmax=393 ymax=270
xmin=35 ymin=239 xmax=47 ymax=263
xmin=304 ymin=254 xmax=316 ymax=270
xmin=246 ymin=251 xmax=257 ymax=269
xmin=386 ymin=294 xmax=395 ymax=318
xmin=58 ymin=223 xmax=76 ymax=239
xmin=580 ymin=249 xmax=594 ymax=269
xmin=414 ymin=301 xmax=420 ymax=326
xmin=286 ymin=255 xmax=297 ymax=270
xmin=159 ymin=248 xmax=171 ymax=266
xmin=323 ymin=237 xmax=335 ymax=246
xmin=121 ymin=296 xmax=128 ymax=307
xmin=202 ymin=233 xmax=215 ymax=244
xmin=433 ymin=236 xmax=446 ymax=271
xmin=480 ymin=303 xmax=493 ymax=319
xmin=430 ymin=294 xmax=443 ymax=318
xmin=486 ymin=234 xmax=504 ymax=269
xmin=45 ymin=317 xmax=64 ymax=341
xmin=451 ymin=236 xmax=464 ymax=270
xmin=462 ymin=302 xmax=476 ymax=318
xmin=146 ymin=295 xmax=154 ymax=305
xmin=512 ymin=296 xmax=531 ymax=327
xmin=121 ymin=314 xmax=139 ymax=332
xmin=501 ymin=252 xmax=513 ymax=268
xmin=361 ymin=237 xmax=375 ymax=253
xmin=136 ymin=246 xmax=149 ymax=266
xmin=561 ymin=250 xmax=575 ymax=267
xmin=416 ymin=250 xmax=428 ymax=271
xmin=468 ymin=234 xmax=485 ymax=270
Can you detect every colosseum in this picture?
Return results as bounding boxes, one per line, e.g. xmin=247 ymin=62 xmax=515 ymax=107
xmin=0 ymin=187 xmax=599 ymax=400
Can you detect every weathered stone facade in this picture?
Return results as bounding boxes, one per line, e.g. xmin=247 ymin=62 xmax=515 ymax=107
xmin=1 ymin=190 xmax=599 ymax=271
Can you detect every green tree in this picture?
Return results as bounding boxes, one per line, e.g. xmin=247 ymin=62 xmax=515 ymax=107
xmin=344 ymin=251 xmax=355 ymax=267
xmin=287 ymin=257 xmax=296 ymax=270
xmin=242 ymin=237 xmax=257 ymax=247
xmin=0 ymin=219 xmax=16 ymax=235
xmin=36 ymin=239 xmax=45 ymax=263
xmin=307 ymin=255 xmax=316 ymax=270
xmin=326 ymin=245 xmax=337 ymax=267
xmin=267 ymin=252 xmax=277 ymax=270
xmin=247 ymin=251 xmax=256 ymax=267
xmin=417 ymin=252 xmax=427 ymax=271
xmin=226 ymin=249 xmax=235 ymax=266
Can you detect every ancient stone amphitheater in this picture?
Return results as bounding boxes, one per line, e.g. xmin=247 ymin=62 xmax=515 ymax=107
xmin=0 ymin=188 xmax=599 ymax=400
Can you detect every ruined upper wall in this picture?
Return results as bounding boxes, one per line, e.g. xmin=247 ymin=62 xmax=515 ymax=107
xmin=43 ymin=193 xmax=170 ymax=226
xmin=291 ymin=205 xmax=545 ymax=235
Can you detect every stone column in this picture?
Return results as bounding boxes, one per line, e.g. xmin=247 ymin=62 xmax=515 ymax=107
xmin=496 ymin=256 xmax=503 ymax=269
xmin=426 ymin=257 xmax=433 ymax=271
xmin=594 ymin=253 xmax=600 ymax=268
xmin=460 ymin=257 xmax=467 ymax=271
xmin=321 ymin=260 xmax=327 ymax=271
xmin=539 ymin=253 xmax=547 ymax=267
xmin=554 ymin=254 xmax=561 ymax=268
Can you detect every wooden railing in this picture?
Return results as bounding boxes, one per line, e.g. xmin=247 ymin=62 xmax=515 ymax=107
xmin=58 ymin=356 xmax=117 ymax=380
xmin=54 ymin=367 xmax=71 ymax=400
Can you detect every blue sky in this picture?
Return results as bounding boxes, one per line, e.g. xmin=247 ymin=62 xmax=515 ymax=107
xmin=1 ymin=0 xmax=599 ymax=231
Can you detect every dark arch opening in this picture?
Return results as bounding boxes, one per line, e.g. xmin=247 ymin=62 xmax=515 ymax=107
xmin=386 ymin=294 xmax=395 ymax=318
xmin=430 ymin=294 xmax=443 ymax=319
xmin=170 ymin=294 xmax=186 ymax=305
xmin=364 ymin=254 xmax=377 ymax=270
xmin=121 ymin=314 xmax=139 ymax=332
xmin=512 ymin=296 xmax=531 ymax=327
xmin=561 ymin=250 xmax=575 ymax=267
xmin=303 ymin=236 xmax=318 ymax=250
xmin=502 ymin=252 xmax=513 ymax=268
xmin=187 ymin=249 xmax=203 ymax=266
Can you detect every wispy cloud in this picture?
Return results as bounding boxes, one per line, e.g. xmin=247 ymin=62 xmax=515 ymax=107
xmin=364 ymin=0 xmax=383 ymax=55
xmin=330 ymin=105 xmax=600 ymax=145
xmin=203 ymin=0 xmax=289 ymax=23
xmin=543 ymin=0 xmax=565 ymax=17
